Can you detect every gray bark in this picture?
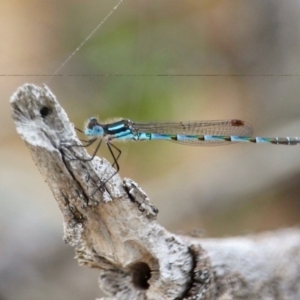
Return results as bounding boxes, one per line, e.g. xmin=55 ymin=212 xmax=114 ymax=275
xmin=10 ymin=84 xmax=300 ymax=300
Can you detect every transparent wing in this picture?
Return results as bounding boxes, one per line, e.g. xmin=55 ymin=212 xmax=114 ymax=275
xmin=133 ymin=119 xmax=253 ymax=146
xmin=133 ymin=119 xmax=252 ymax=135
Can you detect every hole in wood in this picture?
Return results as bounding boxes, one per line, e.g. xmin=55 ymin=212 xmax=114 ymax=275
xmin=40 ymin=106 xmax=50 ymax=118
xmin=129 ymin=261 xmax=151 ymax=290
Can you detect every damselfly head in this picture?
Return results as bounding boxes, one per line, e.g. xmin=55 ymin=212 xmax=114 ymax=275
xmin=84 ymin=117 xmax=104 ymax=137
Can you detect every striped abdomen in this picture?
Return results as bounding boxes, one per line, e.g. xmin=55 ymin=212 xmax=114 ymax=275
xmin=135 ymin=133 xmax=300 ymax=146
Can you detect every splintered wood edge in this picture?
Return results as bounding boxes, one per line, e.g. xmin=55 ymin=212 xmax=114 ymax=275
xmin=10 ymin=84 xmax=197 ymax=300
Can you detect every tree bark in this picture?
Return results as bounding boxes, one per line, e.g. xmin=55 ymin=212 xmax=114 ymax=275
xmin=10 ymin=84 xmax=300 ymax=300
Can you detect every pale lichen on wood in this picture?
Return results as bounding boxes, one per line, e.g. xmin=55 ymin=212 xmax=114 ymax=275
xmin=10 ymin=84 xmax=300 ymax=300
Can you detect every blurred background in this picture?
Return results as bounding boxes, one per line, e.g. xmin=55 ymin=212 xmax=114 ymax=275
xmin=1 ymin=0 xmax=300 ymax=299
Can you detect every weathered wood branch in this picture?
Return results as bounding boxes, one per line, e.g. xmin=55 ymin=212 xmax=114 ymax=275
xmin=10 ymin=84 xmax=300 ymax=300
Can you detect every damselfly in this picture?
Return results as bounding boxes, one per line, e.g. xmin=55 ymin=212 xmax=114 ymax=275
xmin=79 ymin=117 xmax=300 ymax=177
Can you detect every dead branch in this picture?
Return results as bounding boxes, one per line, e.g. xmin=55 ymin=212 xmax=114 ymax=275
xmin=10 ymin=84 xmax=300 ymax=300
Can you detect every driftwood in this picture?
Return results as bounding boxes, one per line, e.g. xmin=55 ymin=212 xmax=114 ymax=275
xmin=10 ymin=84 xmax=300 ymax=300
